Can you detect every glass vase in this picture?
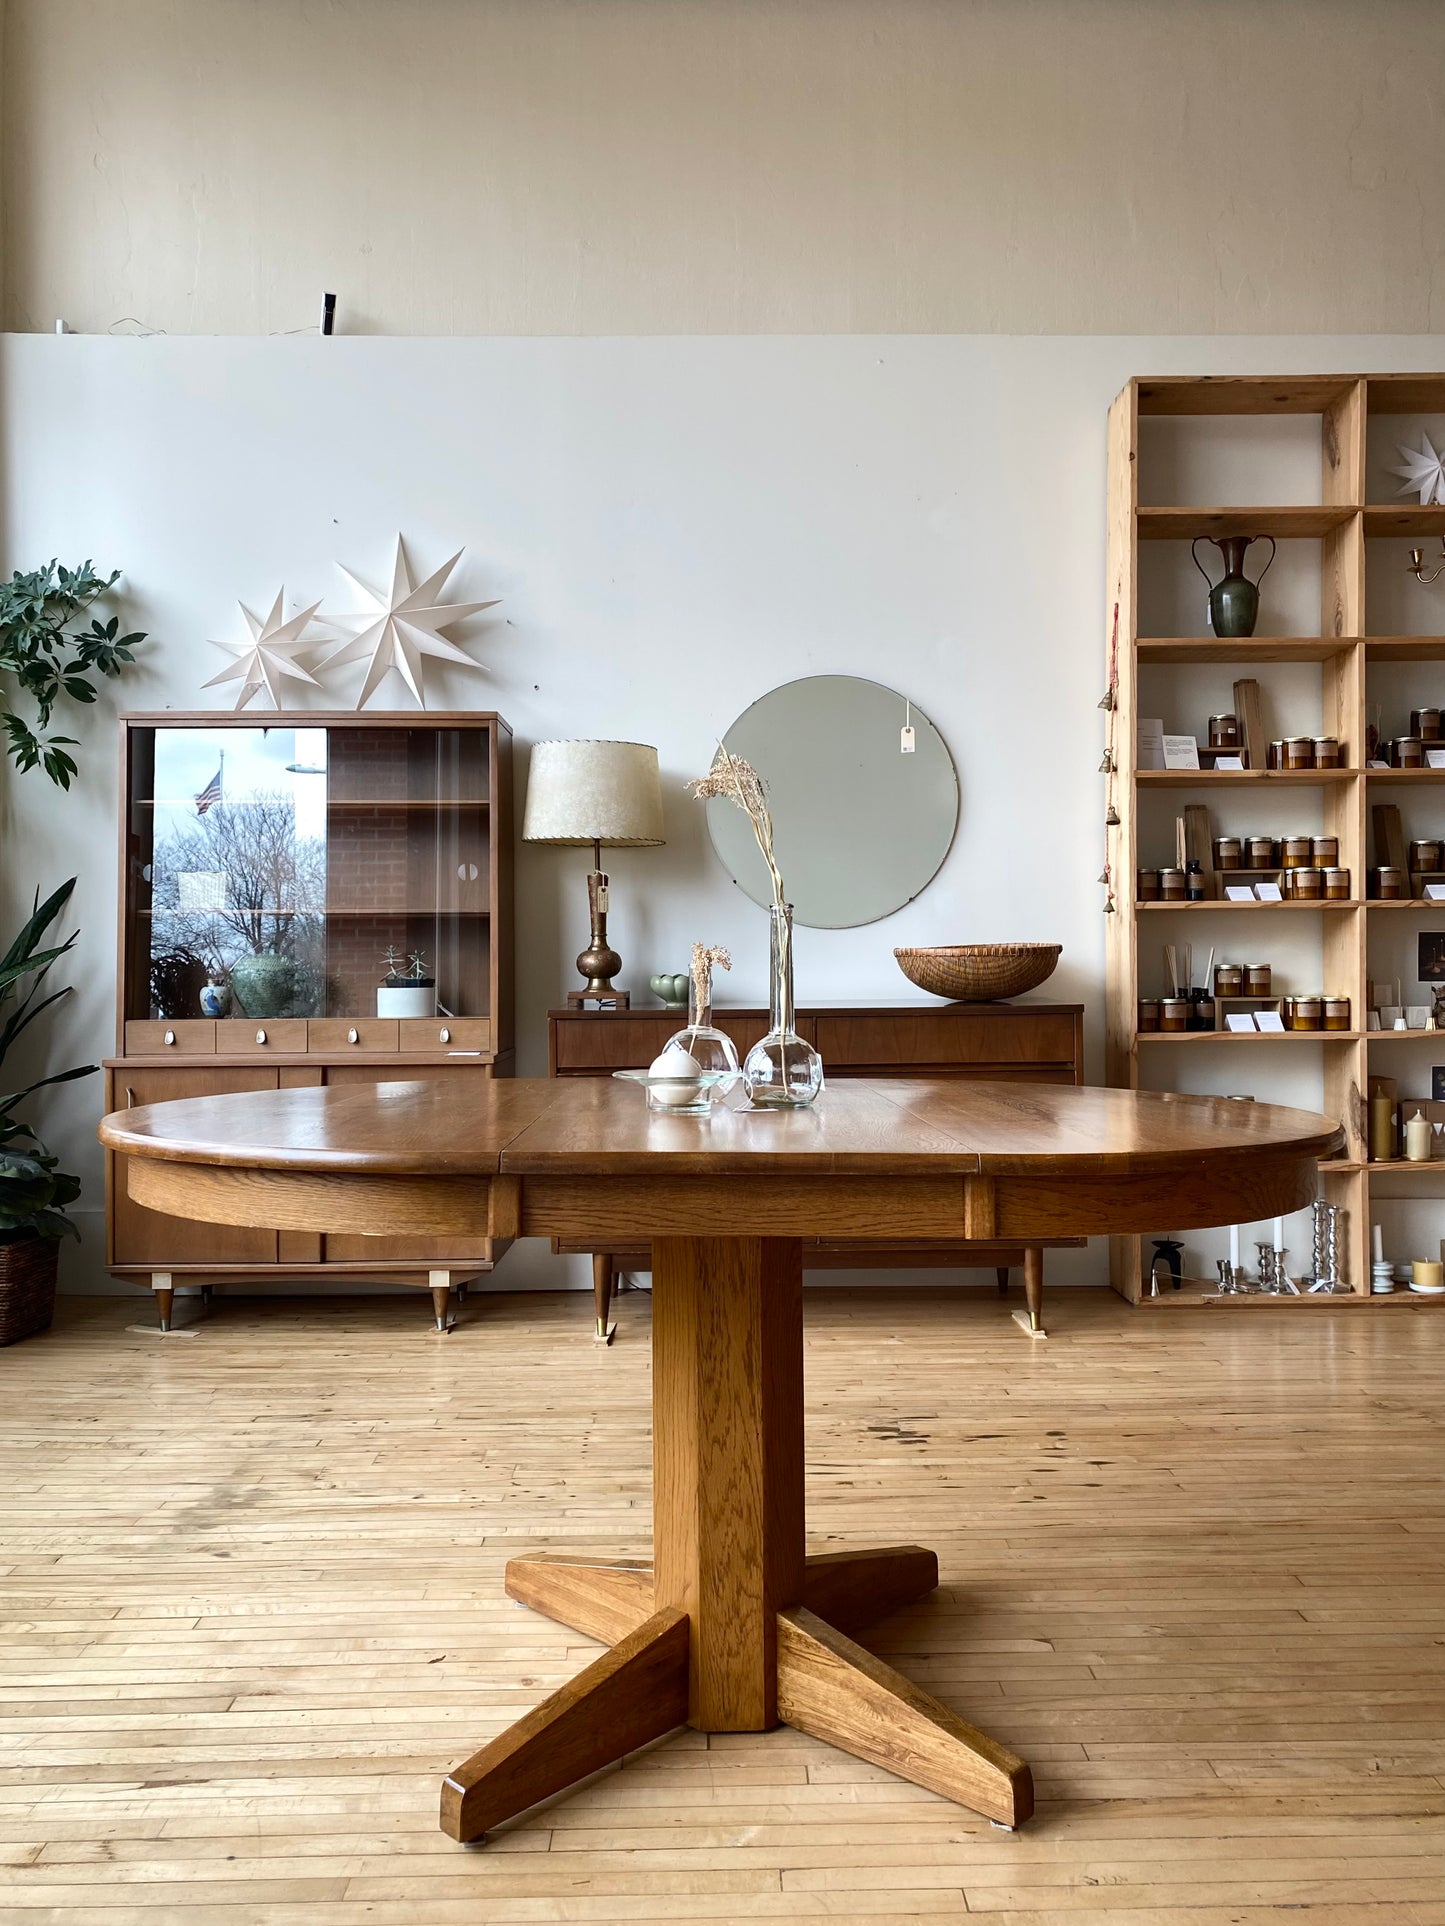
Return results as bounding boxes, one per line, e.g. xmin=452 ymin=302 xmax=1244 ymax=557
xmin=666 ymin=968 xmax=742 ymax=1093
xmin=743 ymin=903 xmax=824 ymax=1107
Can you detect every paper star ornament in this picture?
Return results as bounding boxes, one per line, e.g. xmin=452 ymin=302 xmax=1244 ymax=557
xmin=321 ymin=537 xmax=499 ymax=709
xmin=203 ymin=588 xmax=325 ymax=710
xmin=1390 ymin=433 xmax=1445 ymax=506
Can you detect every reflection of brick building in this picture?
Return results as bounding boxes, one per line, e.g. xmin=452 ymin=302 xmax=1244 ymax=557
xmin=324 ymin=729 xmax=490 ymax=1017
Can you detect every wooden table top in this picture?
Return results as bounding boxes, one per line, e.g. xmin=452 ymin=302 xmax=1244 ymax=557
xmin=99 ymin=1076 xmax=1343 ymax=1181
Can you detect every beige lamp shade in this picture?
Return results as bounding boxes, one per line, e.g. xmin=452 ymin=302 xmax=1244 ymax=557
xmin=522 ymin=739 xmax=665 ymax=847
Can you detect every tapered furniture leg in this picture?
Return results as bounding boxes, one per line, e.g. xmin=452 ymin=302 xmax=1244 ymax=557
xmin=430 ymin=1269 xmax=452 ymax=1332
xmin=593 ymin=1251 xmax=616 ymax=1343
xmin=652 ymin=1235 xmax=804 ymax=1730
xmin=777 ymin=1606 xmax=1033 ymax=1829
xmin=440 ymin=1607 xmax=689 ymax=1843
xmin=152 ymin=1271 xmax=173 ymax=1332
xmin=1023 ymin=1247 xmax=1044 ymax=1333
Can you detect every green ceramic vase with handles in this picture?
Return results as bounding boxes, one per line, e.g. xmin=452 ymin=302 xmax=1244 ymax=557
xmin=1192 ymin=533 xmax=1276 ymax=639
xmin=649 ymin=972 xmax=690 ymax=1009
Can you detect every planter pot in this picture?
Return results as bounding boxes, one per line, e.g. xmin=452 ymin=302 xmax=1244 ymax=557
xmin=0 ymin=1233 xmax=58 ymax=1345
xmin=377 ymin=982 xmax=437 ymax=1018
xmin=229 ymin=954 xmax=301 ymax=1018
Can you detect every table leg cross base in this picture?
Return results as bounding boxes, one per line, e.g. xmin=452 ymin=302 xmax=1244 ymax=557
xmin=439 ymin=1549 xmax=1033 ymax=1843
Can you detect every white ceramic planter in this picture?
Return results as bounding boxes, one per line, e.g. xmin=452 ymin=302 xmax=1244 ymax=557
xmin=377 ymin=983 xmax=436 ymax=1018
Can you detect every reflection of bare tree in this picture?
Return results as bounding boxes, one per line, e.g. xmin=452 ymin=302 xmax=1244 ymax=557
xmin=153 ymin=791 xmax=325 ymax=963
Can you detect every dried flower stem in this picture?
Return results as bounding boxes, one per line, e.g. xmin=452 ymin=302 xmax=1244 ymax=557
xmin=690 ymin=942 xmax=731 ymax=1022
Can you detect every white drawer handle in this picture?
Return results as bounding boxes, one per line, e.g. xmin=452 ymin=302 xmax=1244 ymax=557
xmin=347 ymin=1027 xmax=359 ymax=1044
xmin=439 ymin=1026 xmax=451 ymax=1043
xmin=255 ymin=1028 xmax=267 ymax=1045
xmin=163 ymin=1029 xmax=176 ymax=1046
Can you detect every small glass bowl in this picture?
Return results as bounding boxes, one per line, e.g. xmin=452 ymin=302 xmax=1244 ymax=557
xmin=613 ymin=1068 xmax=729 ymax=1115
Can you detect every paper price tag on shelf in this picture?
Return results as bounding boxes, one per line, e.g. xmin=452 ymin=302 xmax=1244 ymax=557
xmin=1254 ymin=1011 xmax=1286 ymax=1032
xmin=1428 ymin=749 xmax=1445 ymax=769
xmin=1255 ymin=882 xmax=1283 ymax=901
xmin=1225 ymin=884 xmax=1257 ymax=901
xmin=1162 ymin=734 xmax=1201 ymax=769
xmin=1226 ymin=1013 xmax=1255 ymax=1032
xmin=1427 ymin=883 xmax=1445 ymax=901
xmin=1213 ymin=755 xmax=1244 ymax=770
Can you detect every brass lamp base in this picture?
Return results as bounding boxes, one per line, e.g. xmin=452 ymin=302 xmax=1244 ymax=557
xmin=572 ymin=854 xmax=627 ymax=1006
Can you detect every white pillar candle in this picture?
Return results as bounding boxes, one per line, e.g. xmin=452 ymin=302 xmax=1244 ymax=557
xmin=1272 ymin=1217 xmax=1285 ymax=1252
xmin=1372 ymin=1222 xmax=1384 ymax=1263
xmin=1229 ymin=1223 xmax=1241 ymax=1268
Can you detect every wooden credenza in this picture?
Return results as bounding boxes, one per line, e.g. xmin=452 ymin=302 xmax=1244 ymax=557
xmin=548 ymin=999 xmax=1085 ymax=1337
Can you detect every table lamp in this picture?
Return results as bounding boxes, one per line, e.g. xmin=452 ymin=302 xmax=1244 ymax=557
xmin=522 ymin=739 xmax=665 ymax=1006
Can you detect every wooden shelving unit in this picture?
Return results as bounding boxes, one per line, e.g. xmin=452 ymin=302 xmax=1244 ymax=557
xmin=1105 ymin=371 xmax=1445 ymax=1306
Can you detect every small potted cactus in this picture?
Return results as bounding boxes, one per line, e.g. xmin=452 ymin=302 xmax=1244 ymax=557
xmin=376 ymin=946 xmax=437 ymax=1018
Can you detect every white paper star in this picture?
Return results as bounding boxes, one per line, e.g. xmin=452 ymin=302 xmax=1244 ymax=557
xmin=203 ymin=588 xmax=325 ymax=710
xmin=320 ymin=537 xmax=499 ymax=709
xmin=1390 ymin=433 xmax=1445 ymax=506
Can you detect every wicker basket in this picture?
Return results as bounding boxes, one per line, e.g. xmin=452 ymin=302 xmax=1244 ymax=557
xmin=0 ymin=1234 xmax=58 ymax=1346
xmin=893 ymin=943 xmax=1062 ymax=1002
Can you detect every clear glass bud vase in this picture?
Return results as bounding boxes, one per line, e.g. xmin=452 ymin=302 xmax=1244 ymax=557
xmin=743 ymin=903 xmax=824 ymax=1107
xmin=666 ymin=970 xmax=742 ymax=1093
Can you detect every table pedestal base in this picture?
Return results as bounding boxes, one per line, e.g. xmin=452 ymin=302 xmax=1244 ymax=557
xmin=439 ymin=1235 xmax=1033 ymax=1844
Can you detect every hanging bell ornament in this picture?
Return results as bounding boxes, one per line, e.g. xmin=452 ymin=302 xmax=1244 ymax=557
xmin=1097 ymin=688 xmax=1115 ymax=712
xmin=1097 ymin=867 xmax=1111 ymax=886
xmin=1098 ymin=748 xmax=1114 ymax=774
xmin=1104 ymin=893 xmax=1116 ymax=913
xmin=1105 ymin=803 xmax=1120 ymax=826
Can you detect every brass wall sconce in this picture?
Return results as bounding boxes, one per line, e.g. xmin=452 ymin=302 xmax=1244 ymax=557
xmin=1407 ymin=539 xmax=1445 ymax=586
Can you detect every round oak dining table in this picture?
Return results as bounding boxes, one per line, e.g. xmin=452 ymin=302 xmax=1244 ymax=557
xmin=100 ymin=1074 xmax=1342 ymax=1841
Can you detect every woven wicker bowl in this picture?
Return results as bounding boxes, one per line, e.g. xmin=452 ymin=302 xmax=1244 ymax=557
xmin=892 ymin=942 xmax=1062 ymax=1002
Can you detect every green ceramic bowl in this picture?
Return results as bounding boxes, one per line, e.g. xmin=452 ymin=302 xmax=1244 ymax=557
xmin=650 ymin=972 xmax=690 ymax=1009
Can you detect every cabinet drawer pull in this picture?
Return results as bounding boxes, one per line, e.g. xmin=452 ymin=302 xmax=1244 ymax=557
xmin=164 ymin=1029 xmax=176 ymax=1046
xmin=439 ymin=1026 xmax=450 ymax=1044
xmin=125 ymin=1086 xmax=136 ymax=1108
xmin=255 ymin=1028 xmax=267 ymax=1045
xmin=347 ymin=1027 xmax=359 ymax=1044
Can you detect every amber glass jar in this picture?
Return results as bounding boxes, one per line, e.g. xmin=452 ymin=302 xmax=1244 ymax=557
xmin=1373 ymin=866 xmax=1407 ymax=900
xmin=1137 ymin=998 xmax=1161 ymax=1032
xmin=1322 ymin=996 xmax=1351 ymax=1032
xmin=1411 ymin=708 xmax=1441 ymax=741
xmin=1243 ymin=964 xmax=1272 ymax=995
xmin=1394 ymin=738 xmax=1425 ymax=768
xmin=1410 ymin=839 xmax=1442 ymax=873
xmin=1284 ymin=994 xmax=1322 ymax=1032
xmin=1212 ymin=836 xmax=1243 ymax=870
xmin=1311 ymin=835 xmax=1339 ymax=866
xmin=1214 ymin=964 xmax=1244 ymax=996
xmin=1280 ymin=835 xmax=1313 ymax=869
xmin=1137 ymin=868 xmax=1161 ymax=901
xmin=1159 ymin=998 xmax=1190 ymax=1033
xmin=1266 ymin=740 xmax=1286 ymax=770
xmin=1245 ymin=835 xmax=1276 ymax=870
xmin=1324 ymin=867 xmax=1350 ymax=900
xmin=1288 ymin=867 xmax=1323 ymax=900
xmin=1312 ymin=737 xmax=1342 ymax=768
xmin=1158 ymin=867 xmax=1186 ymax=902
xmin=1283 ymin=737 xmax=1315 ymax=770
xmin=1208 ymin=714 xmax=1241 ymax=749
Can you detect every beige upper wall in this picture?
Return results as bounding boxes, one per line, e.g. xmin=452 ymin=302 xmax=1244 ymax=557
xmin=3 ymin=0 xmax=1444 ymax=337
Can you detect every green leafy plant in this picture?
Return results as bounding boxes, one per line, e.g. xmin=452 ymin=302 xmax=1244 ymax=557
xmin=0 ymin=561 xmax=146 ymax=787
xmin=0 ymin=879 xmax=95 ymax=1241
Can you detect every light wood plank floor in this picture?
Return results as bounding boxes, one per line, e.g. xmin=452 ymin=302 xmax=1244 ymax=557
xmin=2 ymin=1286 xmax=1443 ymax=1925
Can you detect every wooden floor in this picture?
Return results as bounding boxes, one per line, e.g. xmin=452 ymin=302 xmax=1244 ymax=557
xmin=2 ymin=1286 xmax=1444 ymax=1925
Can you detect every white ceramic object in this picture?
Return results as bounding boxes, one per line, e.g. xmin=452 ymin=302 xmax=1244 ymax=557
xmin=645 ymin=1044 xmax=705 ymax=1107
xmin=1404 ymin=1110 xmax=1433 ymax=1161
xmin=377 ymin=983 xmax=436 ymax=1018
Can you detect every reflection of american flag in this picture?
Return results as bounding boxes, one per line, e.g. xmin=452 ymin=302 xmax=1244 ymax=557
xmin=195 ymin=766 xmax=222 ymax=814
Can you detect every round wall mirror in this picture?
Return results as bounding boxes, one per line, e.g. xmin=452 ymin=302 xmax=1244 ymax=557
xmin=705 ymin=675 xmax=959 ymax=929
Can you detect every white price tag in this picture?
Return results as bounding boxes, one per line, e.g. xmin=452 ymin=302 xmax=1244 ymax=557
xmin=900 ymin=724 xmax=915 ymax=753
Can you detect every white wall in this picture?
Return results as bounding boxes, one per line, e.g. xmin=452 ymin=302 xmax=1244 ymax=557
xmin=4 ymin=0 xmax=1443 ymax=338
xmin=4 ymin=330 xmax=1444 ymax=1295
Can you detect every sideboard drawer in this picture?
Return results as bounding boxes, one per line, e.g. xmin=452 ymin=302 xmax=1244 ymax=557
xmin=225 ymin=1018 xmax=310 ymax=1053
xmin=553 ymin=1012 xmax=770 ymax=1074
xmin=124 ymin=1020 xmax=216 ymax=1054
xmin=814 ymin=1010 xmax=1079 ymax=1072
xmin=398 ymin=1017 xmax=492 ymax=1053
xmin=308 ymin=1019 xmax=400 ymax=1052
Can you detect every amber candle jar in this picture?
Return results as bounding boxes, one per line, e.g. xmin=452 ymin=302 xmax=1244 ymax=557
xmin=1137 ymin=999 xmax=1161 ymax=1032
xmin=1312 ymin=737 xmax=1342 ymax=768
xmin=1285 ymin=994 xmax=1322 ymax=1031
xmin=1412 ymin=708 xmax=1442 ymax=741
xmin=1136 ymin=868 xmax=1161 ymax=901
xmin=1323 ymin=867 xmax=1351 ymax=900
xmin=1212 ymin=836 xmax=1243 ymax=870
xmin=1159 ymin=998 xmax=1190 ymax=1033
xmin=1158 ymin=867 xmax=1186 ymax=902
xmin=1281 ymin=835 xmax=1313 ymax=869
xmin=1394 ymin=738 xmax=1425 ymax=768
xmin=1290 ymin=868 xmax=1324 ymax=900
xmin=1266 ymin=740 xmax=1286 ymax=770
xmin=1373 ymin=866 xmax=1407 ymax=900
xmin=1245 ymin=835 xmax=1276 ymax=869
xmin=1410 ymin=839 xmax=1442 ymax=873
xmin=1283 ymin=737 xmax=1315 ymax=770
xmin=1214 ymin=964 xmax=1244 ymax=997
xmin=1322 ymin=996 xmax=1351 ymax=1032
xmin=1311 ymin=835 xmax=1339 ymax=866
xmin=1243 ymin=964 xmax=1272 ymax=995
xmin=1208 ymin=714 xmax=1241 ymax=749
